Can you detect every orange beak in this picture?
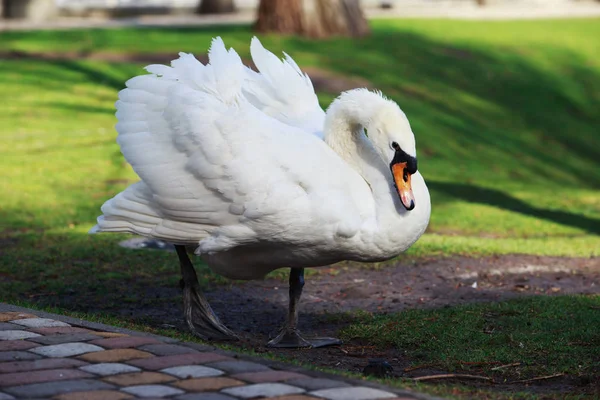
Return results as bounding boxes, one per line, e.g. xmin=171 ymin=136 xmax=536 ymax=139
xmin=391 ymin=162 xmax=415 ymax=210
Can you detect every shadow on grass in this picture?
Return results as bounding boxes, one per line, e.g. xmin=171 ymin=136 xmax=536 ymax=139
xmin=428 ymin=180 xmax=600 ymax=235
xmin=284 ymin=28 xmax=600 ymax=189
xmin=44 ymin=102 xmax=115 ymax=115
xmin=1 ymin=23 xmax=599 ymax=242
xmin=4 ymin=24 xmax=598 ymax=188
xmin=44 ymin=59 xmax=131 ymax=91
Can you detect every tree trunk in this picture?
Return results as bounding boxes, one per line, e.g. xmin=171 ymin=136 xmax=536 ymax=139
xmin=255 ymin=0 xmax=304 ymax=35
xmin=255 ymin=0 xmax=370 ymax=38
xmin=2 ymin=0 xmax=56 ymax=20
xmin=197 ymin=0 xmax=235 ymax=14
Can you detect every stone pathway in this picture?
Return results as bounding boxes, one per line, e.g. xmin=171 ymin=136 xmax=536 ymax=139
xmin=0 ymin=304 xmax=440 ymax=400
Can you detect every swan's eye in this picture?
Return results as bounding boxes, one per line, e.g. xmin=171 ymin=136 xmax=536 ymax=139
xmin=391 ymin=142 xmax=400 ymax=151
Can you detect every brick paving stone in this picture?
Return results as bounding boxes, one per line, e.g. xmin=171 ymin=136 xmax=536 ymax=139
xmin=54 ymin=390 xmax=134 ymax=400
xmin=0 ymin=308 xmax=433 ymax=400
xmin=128 ymin=353 xmax=230 ymax=371
xmin=10 ymin=318 xmax=70 ymax=328
xmin=0 ymin=312 xmax=37 ymax=322
xmin=232 ymin=370 xmax=309 ymax=383
xmin=0 ymin=368 xmax=93 ymax=387
xmin=176 ymin=394 xmax=238 ymax=400
xmin=286 ymin=378 xmax=351 ymax=391
xmin=92 ymin=332 xmax=129 ymax=338
xmin=80 ymin=362 xmax=141 ymax=376
xmin=79 ymin=349 xmax=154 ymax=363
xmin=0 ymin=323 xmax=21 ymax=331
xmin=0 ymin=340 xmax=39 ymax=351
xmin=3 ymin=379 xmax=116 ymax=398
xmin=0 ymin=357 xmax=88 ymax=373
xmin=28 ymin=332 xmax=102 ymax=345
xmin=103 ymin=371 xmax=177 ymax=386
xmin=0 ymin=351 xmax=41 ymax=362
xmin=160 ymin=365 xmax=223 ymax=379
xmin=90 ymin=336 xmax=161 ymax=349
xmin=0 ymin=330 xmax=41 ymax=340
xmin=174 ymin=377 xmax=244 ymax=392
xmin=309 ymin=386 xmax=397 ymax=400
xmin=29 ymin=342 xmax=104 ymax=358
xmin=222 ymin=383 xmax=305 ymax=398
xmin=121 ymin=384 xmax=184 ymax=397
xmin=138 ymin=343 xmax=199 ymax=356
xmin=30 ymin=326 xmax=93 ymax=335
xmin=204 ymin=360 xmax=271 ymax=374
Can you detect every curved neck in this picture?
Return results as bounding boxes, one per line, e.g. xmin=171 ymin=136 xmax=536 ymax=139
xmin=323 ymin=91 xmax=381 ymax=161
xmin=322 ymin=90 xmax=430 ymax=257
xmin=324 ymin=93 xmax=399 ymax=220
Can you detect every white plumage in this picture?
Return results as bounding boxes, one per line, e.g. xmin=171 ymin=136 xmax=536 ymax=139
xmin=91 ymin=37 xmax=431 ymax=281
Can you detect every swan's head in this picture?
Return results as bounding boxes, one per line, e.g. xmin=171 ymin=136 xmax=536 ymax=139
xmin=325 ymin=89 xmax=419 ymax=210
xmin=328 ymin=89 xmax=418 ymax=210
xmin=368 ymin=97 xmax=418 ymax=211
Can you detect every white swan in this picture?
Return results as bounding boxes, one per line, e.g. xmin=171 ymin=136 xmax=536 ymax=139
xmin=91 ymin=37 xmax=430 ymax=347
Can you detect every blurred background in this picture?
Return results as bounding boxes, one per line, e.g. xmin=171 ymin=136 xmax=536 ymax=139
xmin=2 ymin=0 xmax=600 ymax=24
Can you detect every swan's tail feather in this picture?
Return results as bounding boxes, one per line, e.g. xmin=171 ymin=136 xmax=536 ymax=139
xmin=91 ymin=182 xmax=161 ymax=236
xmin=91 ymin=182 xmax=211 ymax=244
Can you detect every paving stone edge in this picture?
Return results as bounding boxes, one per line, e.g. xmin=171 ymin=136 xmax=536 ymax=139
xmin=0 ymin=303 xmax=445 ymax=400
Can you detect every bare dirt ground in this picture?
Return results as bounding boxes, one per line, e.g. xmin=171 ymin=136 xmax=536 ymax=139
xmin=206 ymin=255 xmax=599 ymax=338
xmin=103 ymin=250 xmax=599 ymax=397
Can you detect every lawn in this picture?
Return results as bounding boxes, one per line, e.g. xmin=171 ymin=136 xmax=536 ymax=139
xmin=1 ymin=18 xmax=599 ymax=399
xmin=342 ymin=295 xmax=600 ymax=392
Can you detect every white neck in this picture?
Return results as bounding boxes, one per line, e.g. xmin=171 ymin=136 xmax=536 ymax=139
xmin=323 ymin=90 xmax=430 ymax=257
xmin=324 ymin=91 xmax=401 ymax=219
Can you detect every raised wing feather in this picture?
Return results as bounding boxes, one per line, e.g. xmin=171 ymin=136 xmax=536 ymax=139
xmin=94 ymin=39 xmax=246 ymax=243
xmin=243 ymin=37 xmax=326 ymax=138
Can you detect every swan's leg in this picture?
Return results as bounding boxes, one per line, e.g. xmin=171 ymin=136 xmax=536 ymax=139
xmin=267 ymin=268 xmax=341 ymax=348
xmin=176 ymin=245 xmax=237 ymax=341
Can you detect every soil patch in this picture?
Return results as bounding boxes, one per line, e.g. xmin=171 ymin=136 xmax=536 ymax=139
xmin=206 ymin=255 xmax=599 ymax=339
xmin=45 ymin=250 xmax=598 ymax=397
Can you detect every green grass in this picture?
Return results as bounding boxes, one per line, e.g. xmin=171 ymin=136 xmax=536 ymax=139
xmin=341 ymin=295 xmax=600 ymax=380
xmin=1 ymin=19 xmax=599 ymax=399
xmin=1 ymin=19 xmax=599 ymax=259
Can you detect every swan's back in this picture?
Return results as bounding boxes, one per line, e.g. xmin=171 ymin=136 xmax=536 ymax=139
xmin=92 ymin=38 xmax=373 ymax=257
